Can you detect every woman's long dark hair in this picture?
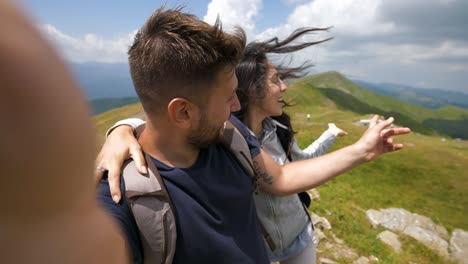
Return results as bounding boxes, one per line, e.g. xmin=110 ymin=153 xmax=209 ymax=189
xmin=233 ymin=27 xmax=332 ymax=158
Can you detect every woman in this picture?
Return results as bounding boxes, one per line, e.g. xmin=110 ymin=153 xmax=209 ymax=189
xmin=232 ymin=28 xmax=347 ymax=263
xmin=99 ymin=28 xmax=347 ymax=263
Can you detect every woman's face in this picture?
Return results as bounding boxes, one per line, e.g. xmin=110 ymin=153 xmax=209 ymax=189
xmin=256 ymin=64 xmax=287 ymax=118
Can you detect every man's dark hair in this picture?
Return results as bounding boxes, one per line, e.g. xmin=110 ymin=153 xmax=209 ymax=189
xmin=128 ymin=6 xmax=246 ymax=115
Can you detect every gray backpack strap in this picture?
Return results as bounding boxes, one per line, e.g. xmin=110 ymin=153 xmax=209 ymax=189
xmin=222 ymin=120 xmax=277 ymax=252
xmin=222 ymin=120 xmax=255 ymax=177
xmin=123 ymin=125 xmax=176 ymax=264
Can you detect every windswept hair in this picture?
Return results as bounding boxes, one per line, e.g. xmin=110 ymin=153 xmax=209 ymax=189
xmin=128 ymin=6 xmax=246 ymax=115
xmin=234 ymin=27 xmax=331 ymax=157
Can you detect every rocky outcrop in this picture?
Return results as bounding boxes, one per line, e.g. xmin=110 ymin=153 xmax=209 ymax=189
xmin=366 ymin=208 xmax=449 ymax=257
xmin=450 ymin=229 xmax=468 ymax=264
xmin=311 ymin=193 xmax=467 ymax=263
xmin=366 ymin=207 xmax=468 ymax=263
xmin=312 ymin=212 xmax=332 ymax=242
xmin=308 ymin=188 xmax=320 ymax=200
xmin=377 ymin=230 xmax=401 ymax=253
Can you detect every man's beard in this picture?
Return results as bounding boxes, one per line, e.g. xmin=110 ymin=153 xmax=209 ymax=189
xmin=187 ymin=114 xmax=224 ymax=148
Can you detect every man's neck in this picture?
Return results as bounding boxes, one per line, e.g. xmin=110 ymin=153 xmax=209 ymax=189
xmin=139 ymin=121 xmax=200 ymax=169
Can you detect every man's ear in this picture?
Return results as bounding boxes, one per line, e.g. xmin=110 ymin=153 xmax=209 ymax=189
xmin=167 ymin=98 xmax=199 ymax=129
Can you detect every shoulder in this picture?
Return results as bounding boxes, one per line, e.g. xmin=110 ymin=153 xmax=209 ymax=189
xmin=228 ymin=115 xmax=261 ymax=157
xmin=97 ymin=175 xmax=133 ymax=225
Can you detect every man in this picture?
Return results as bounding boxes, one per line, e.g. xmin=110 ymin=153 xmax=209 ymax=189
xmin=0 ymin=1 xmax=127 ymax=263
xmin=97 ymin=6 xmax=410 ymax=264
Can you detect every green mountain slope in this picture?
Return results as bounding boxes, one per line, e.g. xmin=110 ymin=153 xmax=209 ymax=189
xmin=300 ymin=71 xmax=468 ymax=139
xmin=89 ymin=97 xmax=140 ymax=115
xmin=94 ymin=73 xmax=467 ymax=263
xmin=93 ymin=102 xmax=144 ymax=146
xmin=353 ymin=80 xmax=468 ymax=110
xmin=285 ymin=74 xmax=467 ymax=263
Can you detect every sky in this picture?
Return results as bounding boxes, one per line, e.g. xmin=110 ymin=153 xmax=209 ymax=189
xmin=20 ymin=0 xmax=468 ymax=93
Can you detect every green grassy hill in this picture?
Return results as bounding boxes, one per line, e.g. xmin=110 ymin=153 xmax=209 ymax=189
xmin=94 ymin=72 xmax=467 ymax=263
xmin=286 ymin=73 xmax=467 ymax=263
xmin=89 ymin=97 xmax=139 ymax=115
xmin=300 ymin=72 xmax=468 ymax=139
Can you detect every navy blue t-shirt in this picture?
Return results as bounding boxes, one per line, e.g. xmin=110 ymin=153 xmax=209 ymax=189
xmin=98 ymin=115 xmax=268 ymax=264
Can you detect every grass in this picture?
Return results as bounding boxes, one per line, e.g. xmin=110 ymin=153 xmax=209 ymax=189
xmin=93 ymin=102 xmax=143 ymax=147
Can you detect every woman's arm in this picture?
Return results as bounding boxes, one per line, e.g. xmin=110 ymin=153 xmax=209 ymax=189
xmin=95 ymin=118 xmax=147 ymax=203
xmin=290 ymin=123 xmax=347 ymax=160
xmin=256 ymin=116 xmax=410 ymax=196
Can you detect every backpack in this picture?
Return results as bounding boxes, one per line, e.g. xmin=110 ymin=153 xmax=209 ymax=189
xmin=122 ymin=120 xmax=275 ymax=263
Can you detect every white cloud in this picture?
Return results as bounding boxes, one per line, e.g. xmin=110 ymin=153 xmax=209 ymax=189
xmin=203 ymin=0 xmax=262 ymax=39
xmin=33 ymin=0 xmax=468 ymax=92
xmin=259 ymin=0 xmax=395 ymax=40
xmin=39 ymin=24 xmax=136 ymax=63
xmin=254 ymin=0 xmax=396 ymax=68
xmin=364 ymin=41 xmax=468 ymax=65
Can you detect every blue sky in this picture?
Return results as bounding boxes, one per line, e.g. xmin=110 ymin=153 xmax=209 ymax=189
xmin=19 ymin=0 xmax=468 ymax=93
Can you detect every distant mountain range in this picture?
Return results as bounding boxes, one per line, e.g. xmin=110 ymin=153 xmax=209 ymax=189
xmin=352 ymin=80 xmax=468 ymax=109
xmin=296 ymin=71 xmax=468 ymax=139
xmin=75 ymin=62 xmax=467 ymax=137
xmin=72 ymin=62 xmax=467 ymax=110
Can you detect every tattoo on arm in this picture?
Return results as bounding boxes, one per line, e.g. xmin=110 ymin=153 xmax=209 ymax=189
xmin=253 ymin=160 xmax=273 ymax=185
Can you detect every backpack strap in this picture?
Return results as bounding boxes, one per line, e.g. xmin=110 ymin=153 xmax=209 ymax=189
xmin=222 ymin=120 xmax=255 ymax=177
xmin=221 ymin=120 xmax=277 ymax=252
xmin=123 ymin=124 xmax=176 ymax=264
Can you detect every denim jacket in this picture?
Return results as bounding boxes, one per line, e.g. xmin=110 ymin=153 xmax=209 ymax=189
xmin=253 ymin=118 xmax=337 ymax=257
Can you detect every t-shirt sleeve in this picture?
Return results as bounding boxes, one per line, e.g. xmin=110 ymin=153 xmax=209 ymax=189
xmin=97 ymin=174 xmax=143 ymax=264
xmin=105 ymin=118 xmax=146 ymax=137
xmin=229 ymin=115 xmax=261 ymax=158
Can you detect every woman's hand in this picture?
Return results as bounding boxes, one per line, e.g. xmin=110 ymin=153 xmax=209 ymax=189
xmin=353 ymin=115 xmax=411 ymax=162
xmin=328 ymin=123 xmax=348 ymax=137
xmin=95 ymin=125 xmax=146 ymax=203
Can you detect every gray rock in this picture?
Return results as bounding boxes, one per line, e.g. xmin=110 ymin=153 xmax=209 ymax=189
xmin=411 ymin=213 xmax=449 ymax=240
xmin=308 ymin=188 xmax=320 ymax=200
xmin=330 ymin=231 xmax=344 ymax=245
xmin=404 ymin=225 xmax=448 ymax=256
xmin=377 ymin=230 xmax=401 ymax=253
xmin=353 ymin=256 xmax=370 ymax=264
xmin=319 ymin=258 xmax=338 ymax=264
xmin=366 ymin=208 xmax=412 ymax=231
xmin=314 ymin=228 xmax=327 ymax=243
xmin=450 ymin=229 xmax=468 ymax=264
xmin=312 ymin=212 xmax=332 ymax=230
xmin=366 ymin=208 xmax=449 ymax=257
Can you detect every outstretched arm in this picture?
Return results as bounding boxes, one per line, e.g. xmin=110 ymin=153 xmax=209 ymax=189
xmin=101 ymin=115 xmax=409 ymax=200
xmin=256 ymin=116 xmax=410 ymax=195
xmin=290 ymin=123 xmax=348 ymax=160
xmin=0 ymin=1 xmax=127 ymax=262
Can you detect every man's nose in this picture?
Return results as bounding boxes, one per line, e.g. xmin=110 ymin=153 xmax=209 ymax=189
xmin=231 ymin=94 xmax=241 ymax=112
